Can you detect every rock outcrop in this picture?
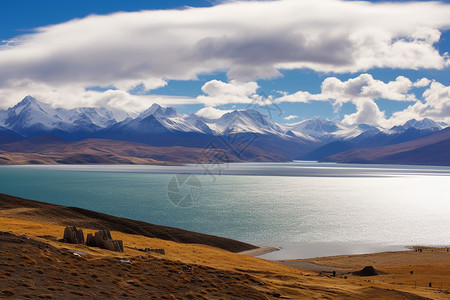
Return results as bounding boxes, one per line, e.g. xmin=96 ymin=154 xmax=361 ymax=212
xmin=63 ymin=226 xmax=85 ymax=244
xmin=86 ymin=229 xmax=123 ymax=252
xmin=352 ymin=266 xmax=379 ymax=276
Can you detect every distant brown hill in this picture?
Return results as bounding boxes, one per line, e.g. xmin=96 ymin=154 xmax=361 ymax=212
xmin=321 ymin=127 xmax=450 ymax=166
xmin=0 ymin=135 xmax=290 ymax=165
xmin=0 ymin=193 xmax=255 ymax=253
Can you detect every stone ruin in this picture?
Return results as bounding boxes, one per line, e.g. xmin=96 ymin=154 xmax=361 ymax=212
xmin=86 ymin=229 xmax=124 ymax=252
xmin=63 ymin=226 xmax=85 ymax=244
xmin=133 ymin=247 xmax=166 ymax=255
xmin=62 ymin=226 xmax=166 ymax=255
xmin=62 ymin=226 xmax=123 ymax=252
xmin=143 ymin=248 xmax=165 ymax=255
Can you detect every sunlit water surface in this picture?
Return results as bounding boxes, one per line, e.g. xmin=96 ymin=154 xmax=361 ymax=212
xmin=1 ymin=161 xmax=449 ymax=259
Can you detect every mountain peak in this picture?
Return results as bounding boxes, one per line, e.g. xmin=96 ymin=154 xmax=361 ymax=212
xmin=23 ymin=95 xmax=35 ymax=101
xmin=16 ymin=95 xmax=40 ymax=106
xmin=310 ymin=116 xmax=329 ymax=121
xmin=212 ymin=108 xmax=283 ymax=135
xmin=139 ymin=103 xmax=178 ymax=119
xmin=220 ymin=109 xmax=267 ymax=121
xmin=10 ymin=95 xmax=51 ymax=115
xmin=291 ymin=117 xmax=338 ymax=136
xmin=149 ymin=103 xmax=162 ymax=111
xmin=389 ymin=118 xmax=443 ymax=134
xmin=403 ymin=118 xmax=442 ymax=130
xmin=11 ymin=96 xmax=52 ymax=116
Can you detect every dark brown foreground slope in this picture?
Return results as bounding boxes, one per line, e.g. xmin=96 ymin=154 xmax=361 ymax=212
xmin=0 ymin=231 xmax=271 ymax=299
xmin=0 ymin=193 xmax=255 ymax=253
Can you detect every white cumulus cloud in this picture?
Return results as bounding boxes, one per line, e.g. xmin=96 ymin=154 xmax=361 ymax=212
xmin=320 ymin=74 xmax=416 ymax=104
xmin=413 ymin=78 xmax=431 ymax=88
xmin=195 ymin=107 xmax=233 ymax=119
xmin=390 ymin=81 xmax=450 ymax=125
xmin=284 ymin=115 xmax=298 ymax=121
xmin=276 ymin=74 xmax=441 ymax=127
xmin=0 ymin=0 xmax=450 ymax=109
xmin=196 ymin=80 xmax=259 ymax=106
xmin=341 ymin=99 xmax=387 ymax=126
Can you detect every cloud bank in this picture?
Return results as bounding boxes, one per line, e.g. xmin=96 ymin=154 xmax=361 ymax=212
xmin=0 ymin=0 xmax=450 ymax=110
xmin=276 ymin=74 xmax=450 ymax=127
xmin=392 ymin=81 xmax=450 ymax=125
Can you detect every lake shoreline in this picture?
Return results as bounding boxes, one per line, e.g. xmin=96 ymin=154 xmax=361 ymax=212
xmin=1 ymin=161 xmax=449 ymax=260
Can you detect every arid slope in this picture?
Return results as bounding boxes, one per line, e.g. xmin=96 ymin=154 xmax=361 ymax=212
xmin=1 ymin=193 xmax=449 ymax=299
xmin=0 ymin=135 xmax=291 ymax=165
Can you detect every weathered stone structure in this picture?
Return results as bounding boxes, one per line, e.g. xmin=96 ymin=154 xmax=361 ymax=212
xmin=86 ymin=229 xmax=123 ymax=252
xmin=144 ymin=248 xmax=166 ymax=255
xmin=63 ymin=226 xmax=85 ymax=244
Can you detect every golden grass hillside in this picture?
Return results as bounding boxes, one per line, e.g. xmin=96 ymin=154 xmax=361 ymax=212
xmin=1 ymin=194 xmax=449 ymax=299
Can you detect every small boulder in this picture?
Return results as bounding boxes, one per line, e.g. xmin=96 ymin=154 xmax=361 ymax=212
xmin=352 ymin=266 xmax=379 ymax=276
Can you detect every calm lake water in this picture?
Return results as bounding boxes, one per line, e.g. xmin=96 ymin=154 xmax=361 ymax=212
xmin=1 ymin=161 xmax=449 ymax=259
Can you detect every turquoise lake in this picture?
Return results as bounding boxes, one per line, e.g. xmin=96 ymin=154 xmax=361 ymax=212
xmin=1 ymin=161 xmax=449 ymax=259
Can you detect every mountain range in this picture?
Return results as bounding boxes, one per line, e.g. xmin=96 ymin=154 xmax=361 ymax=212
xmin=0 ymin=96 xmax=448 ymax=166
xmin=0 ymin=96 xmax=131 ymax=139
xmin=322 ymin=127 xmax=450 ymax=165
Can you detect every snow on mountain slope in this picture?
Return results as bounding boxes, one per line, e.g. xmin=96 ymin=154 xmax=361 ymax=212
xmin=205 ymin=109 xmax=286 ymax=136
xmin=139 ymin=103 xmax=179 ymax=119
xmin=333 ymin=124 xmax=381 ymax=140
xmin=117 ymin=105 xmax=289 ymax=136
xmin=4 ymin=96 xmax=64 ymax=131
xmin=403 ymin=118 xmax=444 ymax=131
xmin=390 ymin=118 xmax=446 ymax=134
xmin=75 ymin=107 xmax=131 ymax=127
xmin=1 ymin=96 xmax=448 ymax=151
xmin=321 ymin=127 xmax=450 ymax=166
xmin=287 ymin=117 xmax=381 ymax=142
xmin=0 ymin=96 xmax=132 ymax=137
xmin=285 ymin=130 xmax=320 ymax=142
xmin=118 ymin=103 xmax=212 ymax=134
xmin=0 ymin=110 xmax=6 ymax=127
xmin=290 ymin=117 xmax=339 ymax=138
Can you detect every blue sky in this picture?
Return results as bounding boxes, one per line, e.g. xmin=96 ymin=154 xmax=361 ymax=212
xmin=1 ymin=0 xmax=450 ymax=127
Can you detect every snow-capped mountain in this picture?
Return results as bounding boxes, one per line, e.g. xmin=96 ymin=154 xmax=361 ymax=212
xmin=4 ymin=96 xmax=444 ymax=142
xmin=1 ymin=96 xmax=448 ymax=162
xmin=75 ymin=107 xmax=131 ymax=128
xmin=1 ymin=96 xmax=67 ymax=134
xmin=390 ymin=118 xmax=446 ymax=133
xmin=104 ymin=103 xmax=212 ymax=135
xmin=204 ymin=109 xmax=286 ymax=136
xmin=290 ymin=117 xmax=338 ymax=138
xmin=336 ymin=124 xmax=381 ymax=140
xmin=97 ymin=103 xmax=321 ymax=157
xmin=103 ymin=105 xmax=290 ymax=138
xmin=300 ymin=120 xmax=442 ymax=161
xmin=287 ymin=117 xmax=381 ymax=142
xmin=0 ymin=96 xmax=132 ymax=138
